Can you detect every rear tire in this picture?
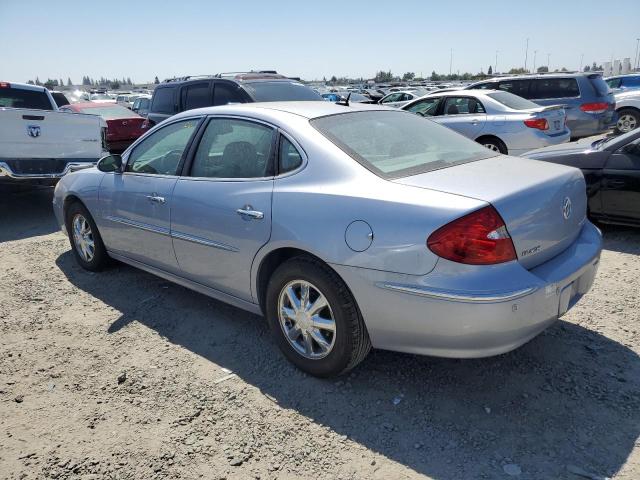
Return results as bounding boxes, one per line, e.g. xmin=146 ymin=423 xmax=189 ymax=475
xmin=477 ymin=136 xmax=508 ymax=154
xmin=65 ymin=202 xmax=109 ymax=271
xmin=615 ymin=108 xmax=639 ymax=135
xmin=265 ymin=256 xmax=371 ymax=377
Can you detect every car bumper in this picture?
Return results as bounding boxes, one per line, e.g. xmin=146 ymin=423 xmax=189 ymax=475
xmin=508 ymin=129 xmax=571 ymax=157
xmin=567 ymin=111 xmax=616 ymax=139
xmin=332 ymin=221 xmax=602 ymax=358
xmin=0 ymin=160 xmax=96 ymax=180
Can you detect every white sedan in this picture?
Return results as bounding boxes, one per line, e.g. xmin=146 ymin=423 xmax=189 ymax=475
xmin=378 ymin=91 xmax=422 ymax=108
xmin=402 ymin=89 xmax=571 ymax=155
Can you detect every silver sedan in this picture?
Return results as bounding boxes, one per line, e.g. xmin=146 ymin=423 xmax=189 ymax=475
xmin=402 ymin=89 xmax=571 ymax=155
xmin=52 ymin=102 xmax=601 ymax=377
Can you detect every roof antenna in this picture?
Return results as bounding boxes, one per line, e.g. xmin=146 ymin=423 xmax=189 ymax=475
xmin=336 ymin=92 xmax=351 ymax=106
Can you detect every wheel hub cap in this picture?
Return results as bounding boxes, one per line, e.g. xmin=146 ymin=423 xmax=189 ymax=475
xmin=277 ymin=280 xmax=336 ymax=359
xmin=72 ymin=214 xmax=95 ymax=262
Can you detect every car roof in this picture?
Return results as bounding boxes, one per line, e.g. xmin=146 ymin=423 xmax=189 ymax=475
xmin=1 ymin=81 xmax=47 ymax=92
xmin=475 ymin=73 xmax=597 ymax=83
xmin=172 ymin=101 xmax=392 ymax=121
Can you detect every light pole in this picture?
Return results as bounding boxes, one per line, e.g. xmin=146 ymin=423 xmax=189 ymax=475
xmin=449 ymin=48 xmax=453 ymax=76
xmin=635 ymin=38 xmax=640 ymax=71
xmin=533 ymin=50 xmax=537 ymax=72
xmin=580 ymin=53 xmax=584 ymax=73
xmin=495 ymin=50 xmax=498 ymax=74
xmin=547 ymin=53 xmax=551 ymax=71
xmin=524 ymin=38 xmax=529 ymax=71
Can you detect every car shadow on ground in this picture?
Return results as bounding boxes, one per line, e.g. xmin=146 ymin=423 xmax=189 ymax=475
xmin=0 ymin=185 xmax=58 ymax=243
xmin=56 ymin=251 xmax=640 ymax=480
xmin=598 ymin=224 xmax=640 ymax=255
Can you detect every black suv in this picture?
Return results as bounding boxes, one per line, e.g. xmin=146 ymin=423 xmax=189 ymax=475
xmin=146 ymin=72 xmax=322 ymax=126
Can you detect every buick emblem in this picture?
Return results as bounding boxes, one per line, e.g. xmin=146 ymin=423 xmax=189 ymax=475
xmin=562 ymin=197 xmax=572 ymax=220
xmin=26 ymin=125 xmax=41 ymax=138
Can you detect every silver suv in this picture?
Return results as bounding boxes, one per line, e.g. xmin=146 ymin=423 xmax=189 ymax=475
xmin=467 ymin=74 xmax=615 ymax=139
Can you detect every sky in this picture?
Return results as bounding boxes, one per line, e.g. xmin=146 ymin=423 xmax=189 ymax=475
xmin=1 ymin=0 xmax=639 ymax=84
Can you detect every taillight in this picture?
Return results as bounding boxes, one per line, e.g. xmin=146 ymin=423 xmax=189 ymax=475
xmin=580 ymin=102 xmax=609 ymax=114
xmin=427 ymin=206 xmax=517 ymax=265
xmin=0 ymin=82 xmax=10 ymax=88
xmin=523 ymin=118 xmax=548 ymax=130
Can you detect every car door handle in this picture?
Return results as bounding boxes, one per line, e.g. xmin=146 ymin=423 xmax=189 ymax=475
xmin=146 ymin=194 xmax=166 ymax=204
xmin=236 ymin=205 xmax=264 ymax=220
xmin=470 ymin=118 xmax=481 ymax=124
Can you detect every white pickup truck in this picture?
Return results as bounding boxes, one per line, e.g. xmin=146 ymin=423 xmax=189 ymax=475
xmin=0 ymin=81 xmax=108 ymax=184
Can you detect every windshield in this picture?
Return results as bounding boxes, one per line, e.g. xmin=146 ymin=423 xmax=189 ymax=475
xmin=243 ymin=81 xmax=322 ymax=101
xmin=486 ymin=91 xmax=540 ymax=110
xmin=311 ymin=111 xmax=498 ymax=179
xmin=79 ymin=105 xmax=135 ymax=119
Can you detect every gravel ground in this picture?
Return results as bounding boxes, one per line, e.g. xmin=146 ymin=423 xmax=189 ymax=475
xmin=1 ymin=185 xmax=639 ymax=480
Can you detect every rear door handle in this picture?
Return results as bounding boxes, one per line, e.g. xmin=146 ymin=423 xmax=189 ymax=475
xmin=236 ymin=205 xmax=264 ymax=220
xmin=146 ymin=194 xmax=166 ymax=204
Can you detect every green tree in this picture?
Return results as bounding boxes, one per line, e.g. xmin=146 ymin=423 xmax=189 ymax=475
xmin=508 ymin=67 xmax=528 ymax=74
xmin=154 ymin=76 xmax=160 ymax=84
xmin=430 ymin=71 xmax=441 ymax=81
xmin=110 ymin=81 xmax=120 ymax=89
xmin=487 ymin=65 xmax=493 ymax=75
xmin=67 ymin=77 xmax=72 ymax=86
xmin=402 ymin=72 xmax=415 ymax=81
xmin=537 ymin=66 xmax=549 ymax=73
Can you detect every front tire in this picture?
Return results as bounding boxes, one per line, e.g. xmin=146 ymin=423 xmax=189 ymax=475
xmin=615 ymin=108 xmax=639 ymax=134
xmin=266 ymin=256 xmax=371 ymax=377
xmin=65 ymin=202 xmax=109 ymax=271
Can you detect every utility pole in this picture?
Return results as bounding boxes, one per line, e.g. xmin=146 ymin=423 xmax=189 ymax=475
xmin=547 ymin=53 xmax=551 ymax=70
xmin=635 ymin=38 xmax=640 ymax=70
xmin=579 ymin=53 xmax=584 ymax=72
xmin=495 ymin=50 xmax=498 ymax=74
xmin=449 ymin=48 xmax=453 ymax=76
xmin=524 ymin=38 xmax=529 ymax=71
xmin=533 ymin=50 xmax=537 ymax=72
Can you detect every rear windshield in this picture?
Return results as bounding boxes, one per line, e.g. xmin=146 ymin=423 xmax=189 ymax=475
xmin=311 ymin=111 xmax=497 ymax=179
xmin=589 ymin=75 xmax=611 ymax=97
xmin=78 ymin=105 xmax=135 ymax=119
xmin=0 ymin=87 xmax=53 ymax=110
xmin=486 ymin=91 xmax=539 ymax=110
xmin=243 ymin=81 xmax=322 ymax=102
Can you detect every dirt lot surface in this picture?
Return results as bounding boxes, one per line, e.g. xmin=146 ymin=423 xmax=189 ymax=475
xmin=1 ymin=185 xmax=639 ymax=480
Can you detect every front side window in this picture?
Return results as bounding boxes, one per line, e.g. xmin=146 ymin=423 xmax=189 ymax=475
xmin=442 ymin=97 xmax=486 ymax=115
xmin=279 ymin=136 xmax=303 ymax=173
xmin=382 ymin=93 xmax=402 ymax=103
xmin=530 ymin=78 xmax=580 ymax=99
xmin=190 ymin=118 xmax=275 ymax=178
xmin=151 ymin=87 xmax=176 ymax=113
xmin=311 ymin=111 xmax=497 ymax=179
xmin=126 ymin=119 xmax=199 ymax=175
xmin=405 ymin=97 xmax=440 ymax=116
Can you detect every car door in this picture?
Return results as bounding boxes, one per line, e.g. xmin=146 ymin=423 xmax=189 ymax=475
xmin=433 ymin=96 xmax=487 ymax=138
xmin=99 ymin=117 xmax=201 ymax=273
xmin=600 ymin=138 xmax=640 ymax=224
xmin=170 ymin=116 xmax=276 ymax=301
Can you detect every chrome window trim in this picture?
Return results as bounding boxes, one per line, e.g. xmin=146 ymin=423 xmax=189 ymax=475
xmin=376 ymin=282 xmax=537 ymax=303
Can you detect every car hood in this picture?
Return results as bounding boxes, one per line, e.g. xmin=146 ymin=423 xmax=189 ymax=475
xmin=523 ymin=137 xmax=598 ymax=158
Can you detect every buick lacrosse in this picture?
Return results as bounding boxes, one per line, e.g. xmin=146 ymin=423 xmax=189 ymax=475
xmin=53 ymin=102 xmax=602 ymax=377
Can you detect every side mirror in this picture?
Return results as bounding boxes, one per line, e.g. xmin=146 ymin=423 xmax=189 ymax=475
xmin=97 ymin=154 xmax=123 ymax=173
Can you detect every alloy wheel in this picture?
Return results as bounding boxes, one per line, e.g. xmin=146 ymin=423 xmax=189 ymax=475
xmin=277 ymin=280 xmax=336 ymax=359
xmin=72 ymin=214 xmax=95 ymax=262
xmin=483 ymin=143 xmax=501 ymax=152
xmin=617 ymin=114 xmax=637 ymax=133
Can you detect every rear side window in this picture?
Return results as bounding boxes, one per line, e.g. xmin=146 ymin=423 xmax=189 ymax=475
xmin=190 ymin=118 xmax=275 ymax=178
xmin=243 ymin=81 xmax=322 ymax=101
xmin=279 ymin=136 xmax=303 ymax=173
xmin=182 ymin=82 xmax=211 ymax=110
xmin=51 ymin=92 xmax=70 ymax=107
xmin=530 ymin=78 xmax=579 ymax=99
xmin=213 ymin=83 xmax=245 ymax=106
xmin=0 ymin=87 xmax=53 ymax=110
xmin=496 ymin=80 xmax=531 ymax=98
xmin=151 ymin=87 xmax=176 ymax=113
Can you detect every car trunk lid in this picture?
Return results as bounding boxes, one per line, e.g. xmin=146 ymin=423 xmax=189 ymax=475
xmin=525 ymin=105 xmax=567 ymax=135
xmin=394 ymin=156 xmax=587 ymax=269
xmin=106 ymin=117 xmax=145 ymax=141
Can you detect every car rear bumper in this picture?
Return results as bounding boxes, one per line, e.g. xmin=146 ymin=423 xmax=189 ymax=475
xmin=509 ymin=129 xmax=571 ymax=156
xmin=567 ymin=111 xmax=616 ymax=138
xmin=332 ymin=221 xmax=602 ymax=358
xmin=0 ymin=160 xmax=96 ymax=180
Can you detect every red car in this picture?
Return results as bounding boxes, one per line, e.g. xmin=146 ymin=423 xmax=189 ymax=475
xmin=59 ymin=102 xmax=145 ymax=153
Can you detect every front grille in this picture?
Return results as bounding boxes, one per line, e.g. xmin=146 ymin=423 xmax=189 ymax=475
xmin=4 ymin=159 xmax=70 ymax=175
